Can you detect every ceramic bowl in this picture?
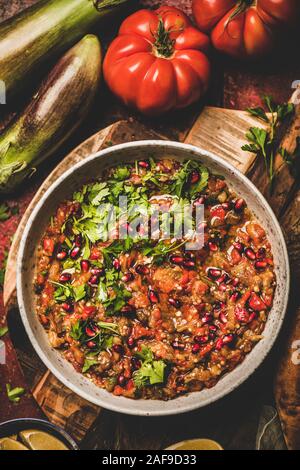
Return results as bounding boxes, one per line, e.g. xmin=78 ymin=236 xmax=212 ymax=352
xmin=17 ymin=141 xmax=289 ymax=416
xmin=0 ymin=418 xmax=79 ymax=450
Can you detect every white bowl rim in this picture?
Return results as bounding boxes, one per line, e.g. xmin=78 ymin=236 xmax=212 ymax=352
xmin=17 ymin=140 xmax=290 ymax=416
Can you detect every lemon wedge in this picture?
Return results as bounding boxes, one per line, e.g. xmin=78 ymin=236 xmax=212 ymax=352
xmin=0 ymin=438 xmax=29 ymax=450
xmin=19 ymin=430 xmax=68 ymax=450
xmin=166 ymin=439 xmax=223 ymax=451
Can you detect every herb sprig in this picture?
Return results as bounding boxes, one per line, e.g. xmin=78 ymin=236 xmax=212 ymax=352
xmin=242 ymin=96 xmax=295 ymax=191
xmin=133 ymin=346 xmax=166 ymax=388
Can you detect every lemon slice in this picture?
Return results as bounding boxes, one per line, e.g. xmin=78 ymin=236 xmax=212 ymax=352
xmin=0 ymin=438 xmax=29 ymax=450
xmin=19 ymin=430 xmax=68 ymax=451
xmin=166 ymin=439 xmax=223 ymax=451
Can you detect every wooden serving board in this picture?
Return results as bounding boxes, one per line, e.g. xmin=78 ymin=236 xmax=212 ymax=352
xmin=2 ymin=97 xmax=300 ymax=447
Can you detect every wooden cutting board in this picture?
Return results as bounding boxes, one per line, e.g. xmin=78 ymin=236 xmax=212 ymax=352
xmin=2 ymin=97 xmax=300 ymax=446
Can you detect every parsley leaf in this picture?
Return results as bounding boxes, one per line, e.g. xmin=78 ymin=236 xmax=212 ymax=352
xmin=0 ymin=326 xmax=8 ymax=337
xmin=242 ymin=96 xmax=295 ymax=192
xmin=82 ymin=357 xmax=99 ymax=373
xmin=133 ymin=346 xmax=166 ymax=388
xmin=113 ymin=166 xmax=131 ymax=181
xmin=170 ymin=160 xmax=209 ymax=198
xmin=6 ymin=383 xmax=25 ymax=403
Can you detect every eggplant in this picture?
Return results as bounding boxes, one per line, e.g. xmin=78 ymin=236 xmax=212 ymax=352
xmin=0 ymin=34 xmax=102 ymax=194
xmin=0 ymin=0 xmax=130 ymax=99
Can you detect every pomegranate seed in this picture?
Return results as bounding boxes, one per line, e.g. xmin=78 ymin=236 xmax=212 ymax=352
xmin=235 ymin=306 xmax=250 ymax=323
xmin=75 ymin=234 xmax=82 ymax=247
xmin=88 ymin=275 xmax=100 ymax=286
xmin=217 ymin=273 xmax=230 ymax=284
xmin=207 ymin=268 xmax=222 ymax=279
xmin=232 ymin=278 xmax=239 ymax=287
xmin=112 ymin=344 xmax=124 ymax=354
xmin=56 ymin=248 xmax=68 ymax=261
xmin=209 ymin=325 xmax=217 ymax=339
xmin=183 ymin=260 xmax=196 ymax=270
xmin=87 ymin=341 xmax=96 ymax=349
xmin=219 ymin=312 xmax=227 ymax=324
xmin=202 ymin=314 xmax=213 ymax=324
xmin=80 ymin=259 xmax=90 ymax=272
xmin=230 ymin=291 xmax=240 ymax=302
xmin=215 ymin=338 xmax=224 ymax=350
xmin=218 ymin=284 xmax=228 ymax=292
xmin=245 ymin=248 xmax=256 ymax=260
xmin=91 ymin=267 xmax=104 ymax=276
xmin=208 ymin=241 xmax=218 ymax=252
xmin=256 ymin=248 xmax=266 ymax=259
xmin=113 ymin=259 xmax=121 ymax=271
xmin=255 ymin=260 xmax=268 ymax=271
xmin=248 ymin=293 xmax=266 ymax=312
xmin=120 ymin=305 xmax=136 ymax=316
xmin=122 ymin=272 xmax=134 ymax=282
xmin=172 ymin=341 xmax=185 ymax=350
xmin=138 ymin=160 xmax=150 ymax=169
xmin=233 ymin=242 xmax=244 ymax=254
xmin=135 ymin=264 xmax=149 ymax=275
xmin=86 ymin=327 xmax=97 ymax=337
xmin=117 ymin=375 xmax=127 ymax=387
xmin=148 ymin=289 xmax=159 ymax=304
xmin=70 ymin=246 xmax=80 ymax=259
xmin=169 ymin=255 xmax=184 ymax=265
xmin=194 ymin=335 xmax=208 ymax=344
xmin=189 ymin=170 xmax=200 ymax=184
xmin=168 ymin=298 xmax=181 ymax=308
xmin=131 ymin=357 xmax=141 ymax=370
xmin=223 ymin=334 xmax=235 ymax=345
xmin=234 ymin=198 xmax=245 ymax=213
xmin=61 ymin=302 xmax=73 ymax=313
xmin=59 ymin=272 xmax=72 ymax=283
xmin=192 ymin=343 xmax=200 ymax=354
xmin=127 ymin=337 xmax=135 ymax=349
xmin=248 ymin=312 xmax=257 ymax=323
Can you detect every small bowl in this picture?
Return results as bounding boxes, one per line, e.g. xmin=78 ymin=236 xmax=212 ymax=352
xmin=0 ymin=418 xmax=79 ymax=450
xmin=17 ymin=140 xmax=290 ymax=416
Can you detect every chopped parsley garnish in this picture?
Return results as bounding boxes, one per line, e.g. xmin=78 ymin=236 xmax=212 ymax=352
xmin=133 ymin=346 xmax=166 ymax=388
xmin=51 ymin=281 xmax=87 ymax=303
xmin=6 ymin=383 xmax=25 ymax=403
xmin=70 ymin=319 xmax=119 ymax=356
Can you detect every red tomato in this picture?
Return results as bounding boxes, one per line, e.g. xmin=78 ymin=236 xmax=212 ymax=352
xmin=192 ymin=0 xmax=299 ymax=58
xmin=103 ymin=6 xmax=211 ymax=116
